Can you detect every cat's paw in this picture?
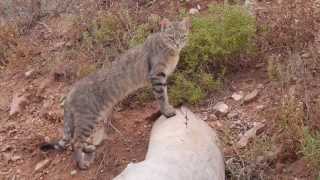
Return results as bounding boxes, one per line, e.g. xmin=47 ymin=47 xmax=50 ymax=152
xmin=161 ymin=105 xmax=176 ymax=118
xmin=74 ymin=150 xmax=96 ymax=170
xmin=83 ymin=145 xmax=96 ymax=153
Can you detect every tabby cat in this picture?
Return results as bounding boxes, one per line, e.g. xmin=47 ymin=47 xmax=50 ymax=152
xmin=40 ymin=18 xmax=190 ymax=170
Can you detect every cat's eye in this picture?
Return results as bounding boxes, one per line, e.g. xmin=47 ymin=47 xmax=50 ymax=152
xmin=181 ymin=34 xmax=187 ymax=39
xmin=168 ymin=35 xmax=175 ymax=40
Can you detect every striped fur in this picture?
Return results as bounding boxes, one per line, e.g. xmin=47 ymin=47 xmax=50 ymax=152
xmin=40 ymin=19 xmax=189 ymax=170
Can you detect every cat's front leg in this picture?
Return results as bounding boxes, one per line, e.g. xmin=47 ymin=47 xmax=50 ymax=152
xmin=149 ymin=71 xmax=176 ymax=118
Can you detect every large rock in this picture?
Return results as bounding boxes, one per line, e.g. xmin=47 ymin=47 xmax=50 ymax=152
xmin=113 ymin=107 xmax=225 ymax=180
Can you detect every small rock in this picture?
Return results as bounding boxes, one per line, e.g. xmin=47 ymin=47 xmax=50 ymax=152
xmin=256 ymin=105 xmax=265 ymax=110
xmin=25 ymin=69 xmax=35 ymax=78
xmin=257 ymin=83 xmax=264 ymax=89
xmin=212 ymin=102 xmax=229 ymax=115
xmin=59 ymin=96 xmax=65 ymax=107
xmin=231 ymin=91 xmax=244 ymax=101
xmin=0 ymin=145 xmax=13 ymax=152
xmin=227 ymin=111 xmax=239 ymax=119
xmin=11 ymin=155 xmax=21 ymax=162
xmin=255 ymin=63 xmax=265 ymax=68
xmin=189 ymin=8 xmax=199 ymax=15
xmin=196 ymin=113 xmax=208 ymax=121
xmin=44 ymin=136 xmax=50 ymax=142
xmin=34 ymin=159 xmax=50 ymax=172
xmin=243 ymin=89 xmax=259 ymax=103
xmin=256 ymin=156 xmax=264 ymax=164
xmin=301 ymin=52 xmax=311 ymax=58
xmin=49 ymin=41 xmax=65 ymax=51
xmin=70 ymin=170 xmax=77 ymax=176
xmin=237 ymin=122 xmax=265 ymax=148
xmin=92 ymin=127 xmax=106 ymax=146
xmin=209 ymin=113 xmax=218 ymax=120
xmin=3 ymin=152 xmax=12 ymax=163
xmin=208 ymin=121 xmax=223 ymax=128
xmin=9 ymin=94 xmax=28 ymax=116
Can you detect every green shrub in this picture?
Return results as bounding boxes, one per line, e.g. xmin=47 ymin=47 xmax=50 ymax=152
xmin=81 ymin=10 xmax=155 ymax=56
xmin=77 ymin=64 xmax=98 ymax=79
xmin=169 ymin=73 xmax=204 ymax=105
xmin=81 ymin=13 xmax=123 ymax=50
xmin=169 ymin=5 xmax=256 ymax=105
xmin=129 ymin=23 xmax=150 ymax=48
xmin=134 ymin=87 xmax=154 ymax=103
xmin=302 ymin=129 xmax=320 ymax=170
xmin=277 ymin=98 xmax=305 ymax=143
xmin=267 ymin=56 xmax=281 ymax=81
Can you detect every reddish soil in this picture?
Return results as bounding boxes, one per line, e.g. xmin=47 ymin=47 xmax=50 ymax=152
xmin=1 ymin=0 xmax=318 ymax=179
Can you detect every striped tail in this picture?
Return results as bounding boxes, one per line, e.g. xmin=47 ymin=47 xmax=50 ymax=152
xmin=39 ymin=139 xmax=68 ymax=152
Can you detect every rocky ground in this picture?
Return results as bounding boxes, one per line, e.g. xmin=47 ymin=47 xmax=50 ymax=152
xmin=1 ymin=0 xmax=319 ymax=180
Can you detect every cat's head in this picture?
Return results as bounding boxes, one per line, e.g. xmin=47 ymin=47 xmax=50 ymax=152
xmin=161 ymin=18 xmax=190 ymax=51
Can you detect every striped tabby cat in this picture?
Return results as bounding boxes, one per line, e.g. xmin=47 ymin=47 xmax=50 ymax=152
xmin=40 ymin=18 xmax=190 ymax=170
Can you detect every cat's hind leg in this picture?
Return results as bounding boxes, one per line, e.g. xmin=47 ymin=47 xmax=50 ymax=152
xmin=73 ymin=141 xmax=96 ymax=170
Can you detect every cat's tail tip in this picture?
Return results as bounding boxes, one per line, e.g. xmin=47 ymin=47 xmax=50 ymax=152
xmin=39 ymin=143 xmax=55 ymax=151
xmin=39 ymin=141 xmax=65 ymax=152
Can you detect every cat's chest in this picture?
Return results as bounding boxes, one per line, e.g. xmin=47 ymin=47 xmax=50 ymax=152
xmin=165 ymin=55 xmax=180 ymax=75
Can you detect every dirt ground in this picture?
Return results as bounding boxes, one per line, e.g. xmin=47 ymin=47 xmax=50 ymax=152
xmin=0 ymin=0 xmax=319 ymax=180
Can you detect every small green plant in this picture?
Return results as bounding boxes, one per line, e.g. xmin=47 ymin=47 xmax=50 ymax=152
xmin=244 ymin=135 xmax=273 ymax=162
xmin=82 ymin=13 xmax=123 ymax=50
xmin=129 ymin=23 xmax=150 ymax=48
xmin=277 ymin=98 xmax=305 ymax=143
xmin=169 ymin=73 xmax=204 ymax=105
xmin=170 ymin=4 xmax=256 ymax=105
xmin=0 ymin=23 xmax=19 ymax=69
xmin=77 ymin=64 xmax=97 ymax=79
xmin=302 ymin=129 xmax=320 ymax=170
xmin=136 ymin=88 xmax=154 ymax=103
xmin=267 ymin=56 xmax=281 ymax=81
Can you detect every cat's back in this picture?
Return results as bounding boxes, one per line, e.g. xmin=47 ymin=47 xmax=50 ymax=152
xmin=67 ymin=44 xmax=149 ymax=102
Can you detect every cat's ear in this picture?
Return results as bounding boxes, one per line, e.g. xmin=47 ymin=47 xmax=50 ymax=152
xmin=160 ymin=18 xmax=172 ymax=32
xmin=181 ymin=17 xmax=191 ymax=30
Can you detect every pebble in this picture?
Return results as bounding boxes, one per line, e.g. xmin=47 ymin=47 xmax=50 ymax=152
xmin=25 ymin=69 xmax=35 ymax=78
xmin=243 ymin=89 xmax=259 ymax=103
xmin=11 ymin=155 xmax=21 ymax=162
xmin=9 ymin=94 xmax=28 ymax=116
xmin=212 ymin=102 xmax=229 ymax=115
xmin=231 ymin=91 xmax=244 ymax=101
xmin=34 ymin=159 xmax=50 ymax=172
xmin=256 ymin=105 xmax=265 ymax=110
xmin=227 ymin=111 xmax=239 ymax=119
xmin=189 ymin=8 xmax=199 ymax=15
xmin=70 ymin=170 xmax=77 ymax=176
